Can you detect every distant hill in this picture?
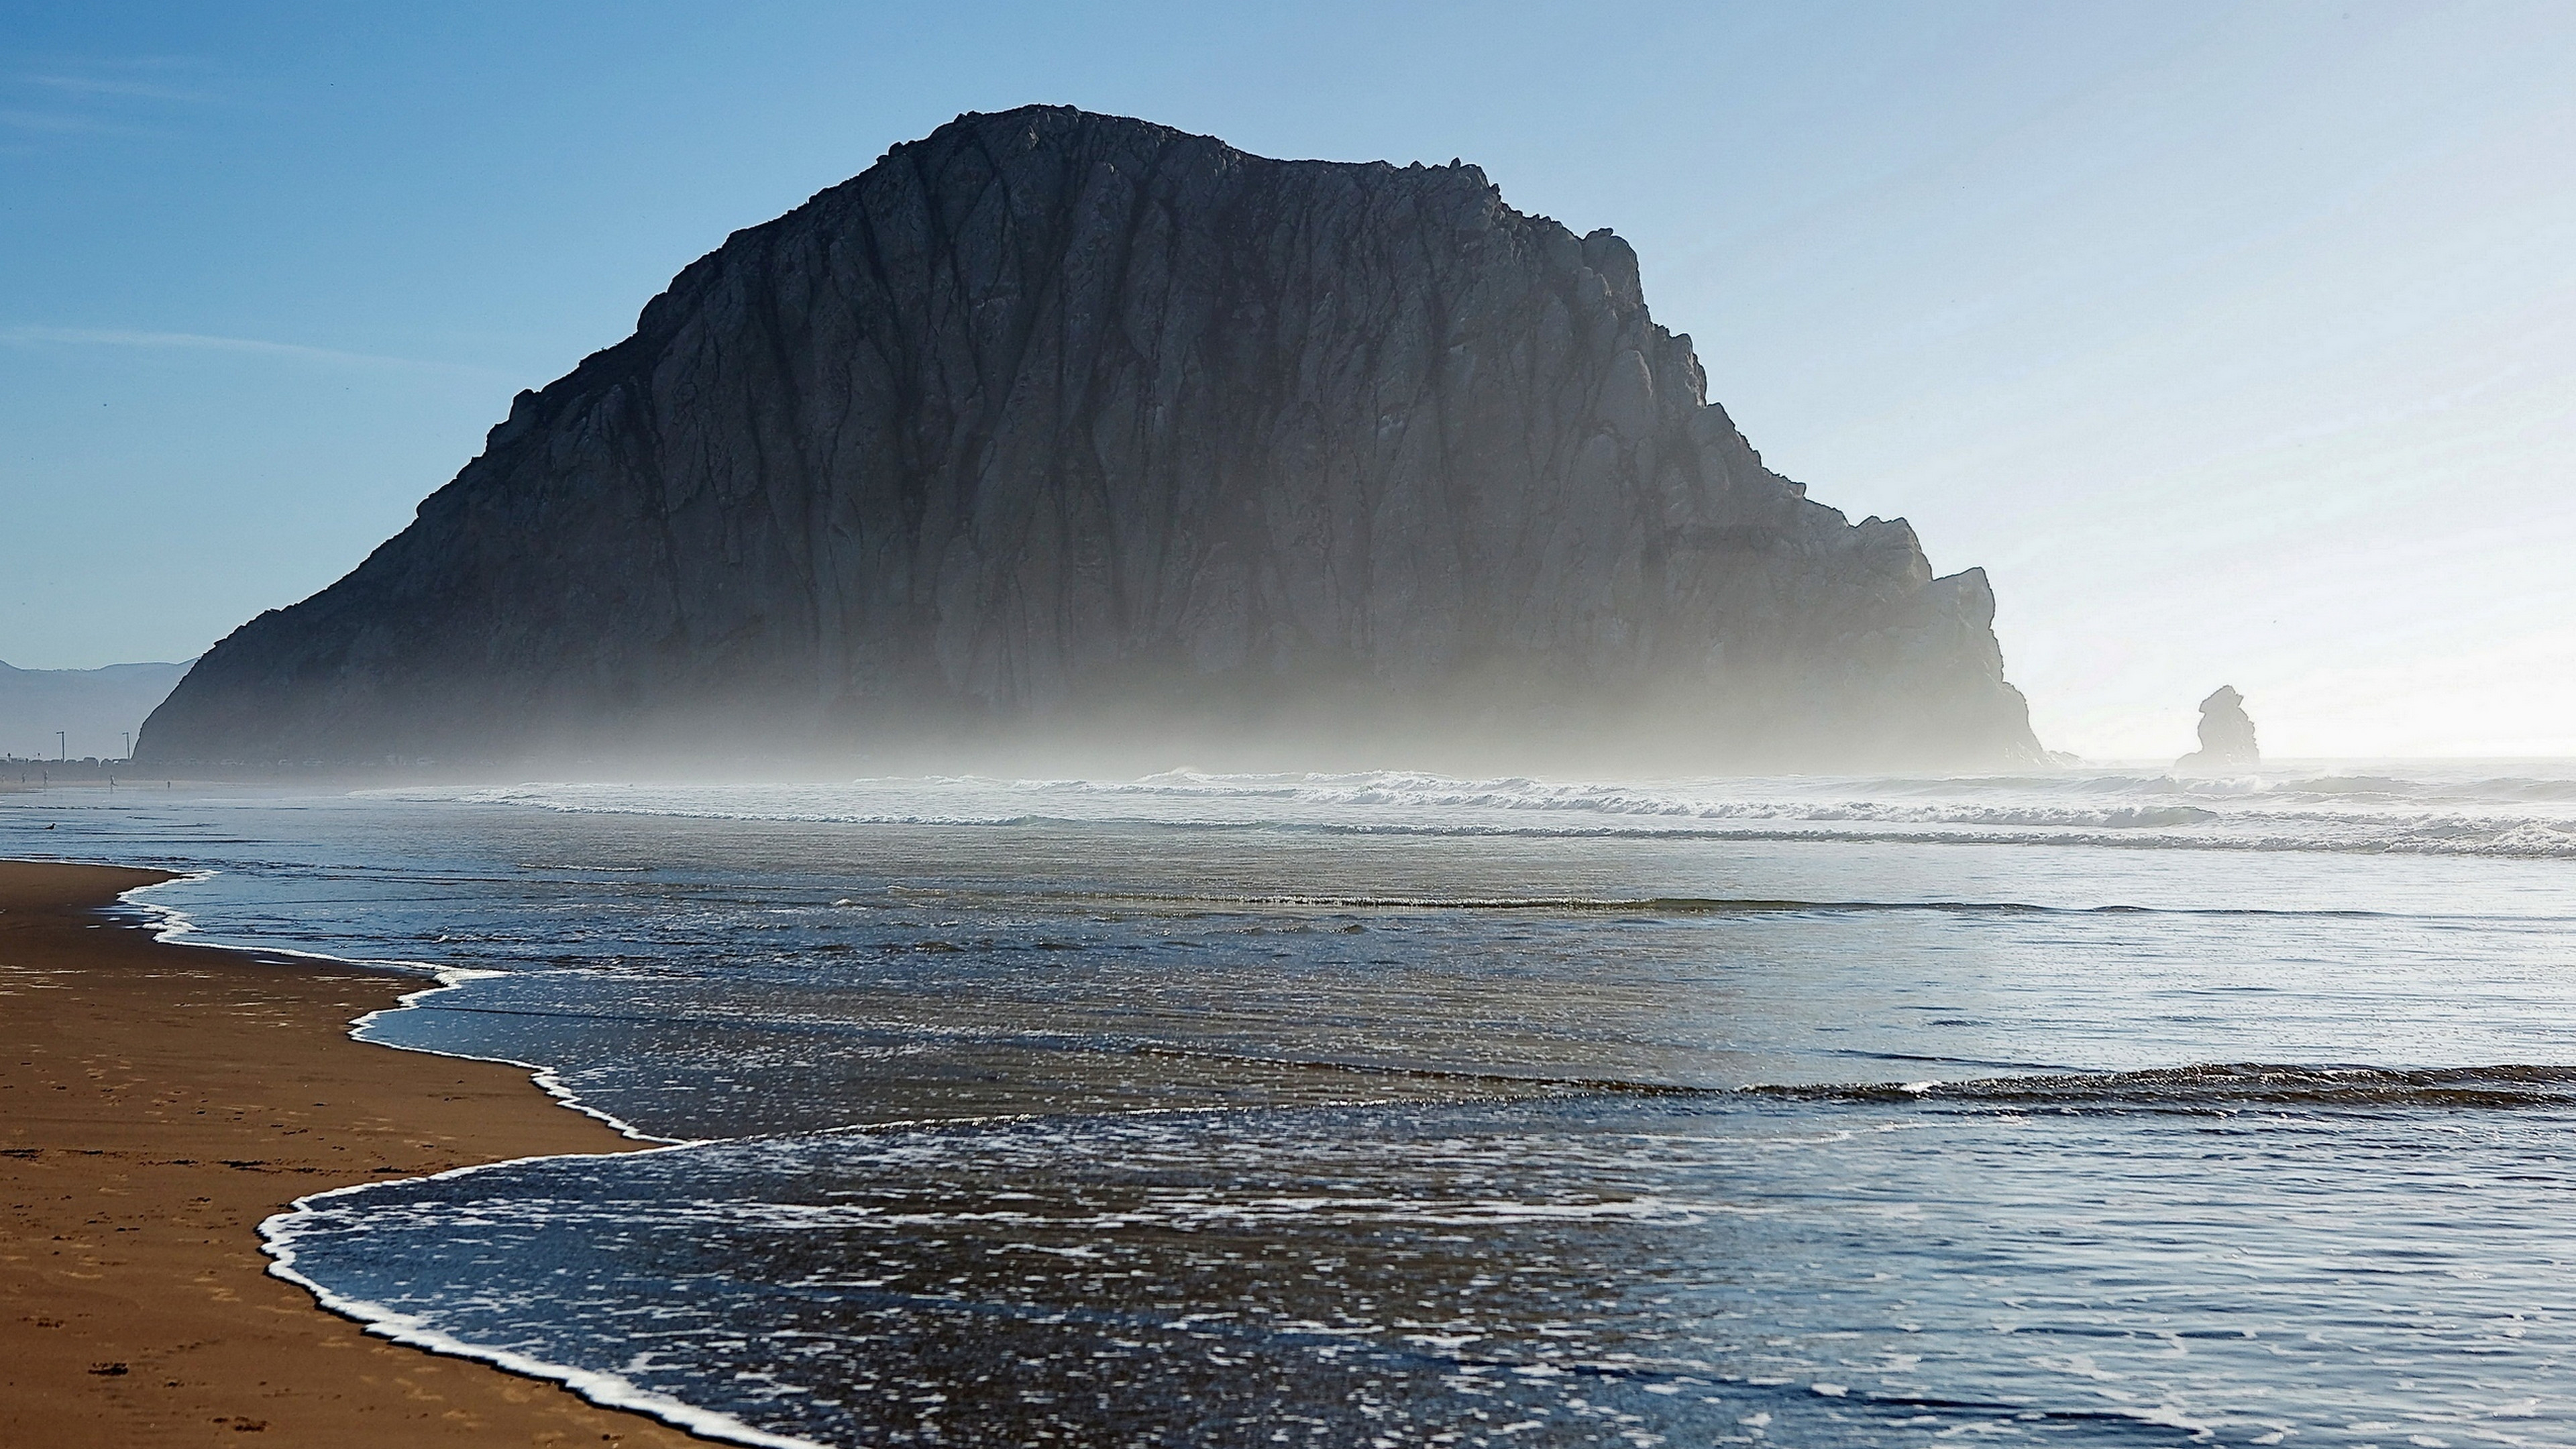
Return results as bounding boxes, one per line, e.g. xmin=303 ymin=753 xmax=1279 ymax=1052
xmin=142 ymin=107 xmax=2041 ymax=775
xmin=1 ymin=659 xmax=194 ymax=760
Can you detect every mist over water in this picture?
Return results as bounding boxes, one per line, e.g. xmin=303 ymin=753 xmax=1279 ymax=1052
xmin=7 ymin=761 xmax=2575 ymax=1446
xmin=405 ymin=763 xmax=2576 ymax=858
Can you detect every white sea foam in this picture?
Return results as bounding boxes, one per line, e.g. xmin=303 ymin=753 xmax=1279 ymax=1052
xmin=116 ymin=874 xmax=675 ymax=1145
xmin=107 ymin=877 xmax=806 ymax=1448
xmin=263 ymin=1163 xmax=822 ymax=1449
xmin=117 ymin=870 xmax=445 ymax=975
xmin=362 ymin=763 xmax=2576 ymax=859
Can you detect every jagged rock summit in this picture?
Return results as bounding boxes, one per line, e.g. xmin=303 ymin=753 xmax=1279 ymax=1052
xmin=2177 ymin=686 xmax=2261 ymax=773
xmin=141 ymin=106 xmax=2042 ymax=775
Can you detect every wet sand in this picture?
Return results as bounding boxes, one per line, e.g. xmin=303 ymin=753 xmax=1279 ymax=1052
xmin=0 ymin=859 xmax=709 ymax=1447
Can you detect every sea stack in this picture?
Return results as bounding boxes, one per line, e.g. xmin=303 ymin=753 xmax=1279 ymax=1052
xmin=2176 ymin=686 xmax=2261 ymax=773
xmin=138 ymin=106 xmax=2043 ymax=775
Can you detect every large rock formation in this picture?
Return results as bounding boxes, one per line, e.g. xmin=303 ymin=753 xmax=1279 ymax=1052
xmin=2176 ymin=686 xmax=2260 ymax=773
xmin=140 ymin=106 xmax=2041 ymax=775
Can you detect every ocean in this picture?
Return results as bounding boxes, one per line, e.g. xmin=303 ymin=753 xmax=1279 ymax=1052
xmin=7 ymin=763 xmax=2575 ymax=1447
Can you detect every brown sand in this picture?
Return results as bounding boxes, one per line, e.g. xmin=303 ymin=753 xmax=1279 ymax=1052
xmin=0 ymin=860 xmax=712 ymax=1447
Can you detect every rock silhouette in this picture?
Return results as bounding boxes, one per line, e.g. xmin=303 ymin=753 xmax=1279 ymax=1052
xmin=2177 ymin=686 xmax=2261 ymax=773
xmin=140 ymin=107 xmax=2043 ymax=775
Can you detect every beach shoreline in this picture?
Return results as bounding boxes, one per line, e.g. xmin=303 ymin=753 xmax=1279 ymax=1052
xmin=0 ymin=858 xmax=708 ymax=1447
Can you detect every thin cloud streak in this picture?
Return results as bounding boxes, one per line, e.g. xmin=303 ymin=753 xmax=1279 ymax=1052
xmin=19 ymin=73 xmax=207 ymax=103
xmin=0 ymin=325 xmax=513 ymax=378
xmin=0 ymin=107 xmax=150 ymax=136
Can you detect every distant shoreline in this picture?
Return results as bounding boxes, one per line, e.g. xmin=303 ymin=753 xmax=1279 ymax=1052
xmin=0 ymin=858 xmax=708 ymax=1447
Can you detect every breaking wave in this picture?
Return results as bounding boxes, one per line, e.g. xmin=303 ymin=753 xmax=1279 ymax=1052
xmin=1760 ymin=1062 xmax=2576 ymax=1113
xmin=367 ymin=762 xmax=2576 ymax=859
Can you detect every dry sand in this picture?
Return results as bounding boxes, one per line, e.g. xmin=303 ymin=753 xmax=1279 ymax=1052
xmin=0 ymin=859 xmax=711 ymax=1447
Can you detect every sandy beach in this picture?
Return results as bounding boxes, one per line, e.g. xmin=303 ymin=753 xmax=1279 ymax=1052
xmin=0 ymin=859 xmax=706 ymax=1447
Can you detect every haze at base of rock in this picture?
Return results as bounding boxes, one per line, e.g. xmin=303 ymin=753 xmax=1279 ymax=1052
xmin=138 ymin=107 xmax=2042 ymax=777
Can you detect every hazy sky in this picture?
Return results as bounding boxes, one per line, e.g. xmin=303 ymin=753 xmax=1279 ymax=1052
xmin=3 ymin=1 xmax=2570 ymax=759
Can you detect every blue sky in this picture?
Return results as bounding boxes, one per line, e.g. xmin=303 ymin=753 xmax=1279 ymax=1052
xmin=4 ymin=0 xmax=2571 ymax=757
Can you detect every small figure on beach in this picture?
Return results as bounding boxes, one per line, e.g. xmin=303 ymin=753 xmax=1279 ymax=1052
xmin=2176 ymin=686 xmax=2261 ymax=773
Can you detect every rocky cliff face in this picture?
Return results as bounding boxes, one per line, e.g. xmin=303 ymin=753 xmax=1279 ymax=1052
xmin=140 ymin=106 xmax=2041 ymax=774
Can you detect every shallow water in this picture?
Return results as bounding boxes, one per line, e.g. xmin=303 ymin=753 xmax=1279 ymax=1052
xmin=6 ymin=764 xmax=2573 ymax=1446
